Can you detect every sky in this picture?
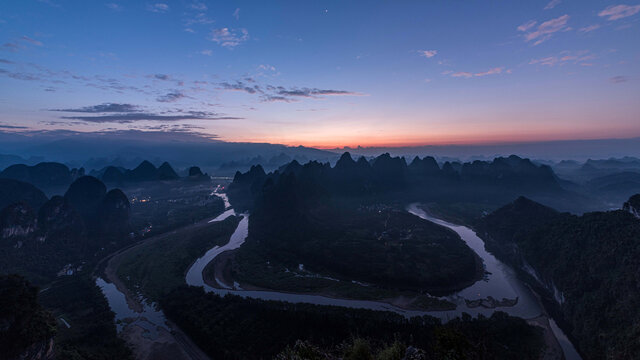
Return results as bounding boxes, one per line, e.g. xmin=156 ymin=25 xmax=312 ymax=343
xmin=0 ymin=0 xmax=639 ymax=148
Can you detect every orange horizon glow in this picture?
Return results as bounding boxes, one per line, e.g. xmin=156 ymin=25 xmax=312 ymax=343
xmin=228 ymin=129 xmax=640 ymax=150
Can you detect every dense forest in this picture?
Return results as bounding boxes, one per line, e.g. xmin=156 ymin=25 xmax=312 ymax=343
xmin=225 ymin=152 xmax=576 ymax=295
xmin=476 ymin=195 xmax=640 ymax=359
xmin=0 ymin=274 xmax=56 ymax=360
xmin=161 ymin=285 xmax=544 ymax=360
xmin=0 ymin=175 xmax=131 ymax=284
xmin=227 ymin=154 xmax=483 ymax=295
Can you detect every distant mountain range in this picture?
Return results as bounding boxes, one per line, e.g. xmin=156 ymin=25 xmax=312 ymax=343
xmin=0 ymin=160 xmax=209 ymax=196
xmin=228 ymin=152 xmax=581 ymax=213
xmin=0 ymin=130 xmax=336 ymax=173
xmin=2 ymin=130 xmax=639 ymax=174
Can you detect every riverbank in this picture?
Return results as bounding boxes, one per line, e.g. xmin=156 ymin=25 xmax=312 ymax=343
xmin=202 ymin=247 xmax=457 ymax=312
xmin=101 ymin=215 xmax=228 ymax=360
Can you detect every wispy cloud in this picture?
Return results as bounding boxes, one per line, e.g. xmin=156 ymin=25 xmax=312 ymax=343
xmin=147 ymin=3 xmax=169 ymax=13
xmin=219 ymin=79 xmax=360 ymax=102
xmin=220 ymin=81 xmax=261 ymax=94
xmin=272 ymin=87 xmax=358 ymax=97
xmin=3 ymin=36 xmax=44 ymax=52
xmin=609 ymin=75 xmax=629 ymax=83
xmin=51 ymin=103 xmax=140 ymax=113
xmin=59 ymin=111 xmax=240 ymax=123
xmin=190 ymin=2 xmax=207 ymax=11
xmin=0 ymin=124 xmax=29 ymax=129
xmin=544 ymin=0 xmax=561 ymax=10
xmin=21 ymin=36 xmax=43 ymax=46
xmin=474 ymin=67 xmax=504 ymax=77
xmin=0 ymin=68 xmax=42 ymax=81
xmin=153 ymin=74 xmax=171 ymax=81
xmin=517 ymin=20 xmax=537 ymax=32
xmin=210 ymin=28 xmax=249 ymax=48
xmin=106 ymin=3 xmax=122 ymax=11
xmin=518 ymin=14 xmax=570 ymax=45
xmin=258 ymin=64 xmax=277 ymax=73
xmin=200 ymin=49 xmax=212 ymax=56
xmin=419 ymin=50 xmax=437 ymax=58
xmin=186 ymin=12 xmax=214 ymax=26
xmin=451 ymin=72 xmax=472 ymax=78
xmin=233 ymin=8 xmax=240 ymax=20
xmin=529 ymin=50 xmax=595 ymax=67
xmin=579 ymin=24 xmax=601 ymax=33
xmin=156 ymin=91 xmax=186 ymax=102
xmin=598 ymin=4 xmax=640 ymax=20
xmin=448 ymin=67 xmax=507 ymax=78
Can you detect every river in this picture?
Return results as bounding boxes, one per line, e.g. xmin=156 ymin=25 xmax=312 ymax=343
xmin=100 ymin=192 xmax=581 ymax=359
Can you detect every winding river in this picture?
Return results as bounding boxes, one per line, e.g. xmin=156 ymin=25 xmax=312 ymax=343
xmin=99 ymin=191 xmax=581 ymax=359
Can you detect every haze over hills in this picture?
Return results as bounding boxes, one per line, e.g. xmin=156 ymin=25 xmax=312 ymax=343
xmin=3 ymin=0 xmax=640 ymax=358
xmin=0 ymin=130 xmax=336 ymax=173
xmin=1 ymin=130 xmax=640 ymax=174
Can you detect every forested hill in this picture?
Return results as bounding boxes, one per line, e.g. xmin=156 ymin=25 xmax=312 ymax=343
xmin=0 ymin=176 xmax=131 ymax=284
xmin=476 ymin=195 xmax=640 ymax=359
xmin=228 ymin=152 xmax=575 ymax=213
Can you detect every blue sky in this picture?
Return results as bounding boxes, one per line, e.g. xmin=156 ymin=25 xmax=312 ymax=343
xmin=1 ymin=0 xmax=639 ymax=147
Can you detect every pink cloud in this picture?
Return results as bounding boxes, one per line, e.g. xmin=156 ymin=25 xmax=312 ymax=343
xmin=521 ymin=15 xmax=570 ymax=45
xmin=579 ymin=24 xmax=601 ymax=33
xmin=419 ymin=50 xmax=437 ymax=58
xmin=475 ymin=67 xmax=504 ymax=77
xmin=449 ymin=67 xmax=508 ymax=78
xmin=451 ymin=72 xmax=473 ymax=78
xmin=598 ymin=4 xmax=640 ymax=20
xmin=544 ymin=0 xmax=561 ymax=10
xmin=517 ymin=20 xmax=537 ymax=32
xmin=529 ymin=51 xmax=595 ymax=67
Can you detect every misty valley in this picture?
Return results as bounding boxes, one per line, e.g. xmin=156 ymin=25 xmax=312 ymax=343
xmin=2 ymin=2 xmax=640 ymax=358
xmin=2 ymin=151 xmax=640 ymax=360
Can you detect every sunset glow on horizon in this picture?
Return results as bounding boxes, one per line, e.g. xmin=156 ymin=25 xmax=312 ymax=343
xmin=1 ymin=0 xmax=639 ymax=148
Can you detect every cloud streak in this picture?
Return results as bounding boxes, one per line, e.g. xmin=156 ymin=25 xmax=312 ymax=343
xmin=529 ymin=51 xmax=595 ymax=67
xmin=599 ymin=4 xmax=640 ymax=20
xmin=419 ymin=50 xmax=437 ymax=58
xmin=518 ymin=15 xmax=570 ymax=45
xmin=218 ymin=80 xmax=360 ymax=102
xmin=51 ymin=103 xmax=140 ymax=113
xmin=60 ymin=112 xmax=241 ymax=123
xmin=544 ymin=0 xmax=561 ymax=10
xmin=147 ymin=3 xmax=169 ymax=13
xmin=448 ymin=67 xmax=507 ymax=78
xmin=609 ymin=75 xmax=629 ymax=83
xmin=156 ymin=91 xmax=186 ymax=102
xmin=210 ymin=28 xmax=249 ymax=48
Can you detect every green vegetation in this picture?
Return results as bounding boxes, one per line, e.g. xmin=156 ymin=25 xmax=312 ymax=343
xmin=39 ymin=275 xmax=132 ymax=360
xmin=242 ymin=183 xmax=479 ymax=294
xmin=161 ymin=285 xmax=544 ymax=360
xmin=477 ymin=195 xmax=640 ymax=359
xmin=117 ymin=215 xmax=240 ymax=301
xmin=226 ymin=227 xmax=456 ymax=310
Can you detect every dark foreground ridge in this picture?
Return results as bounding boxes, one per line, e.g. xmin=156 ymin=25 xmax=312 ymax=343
xmin=476 ymin=194 xmax=640 ymax=359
